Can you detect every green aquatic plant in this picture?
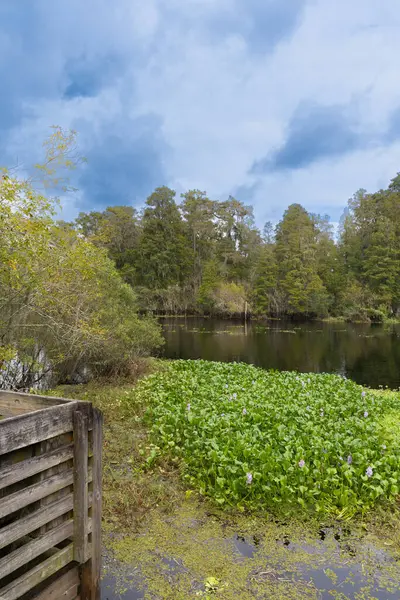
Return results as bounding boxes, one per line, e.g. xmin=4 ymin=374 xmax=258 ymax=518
xmin=135 ymin=360 xmax=400 ymax=516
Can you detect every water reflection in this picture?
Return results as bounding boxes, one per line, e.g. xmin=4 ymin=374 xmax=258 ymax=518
xmin=160 ymin=318 xmax=400 ymax=389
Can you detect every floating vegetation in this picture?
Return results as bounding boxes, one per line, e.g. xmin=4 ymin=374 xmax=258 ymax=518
xmin=105 ymin=497 xmax=400 ymax=599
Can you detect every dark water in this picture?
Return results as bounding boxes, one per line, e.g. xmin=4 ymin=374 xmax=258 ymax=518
xmin=102 ymin=530 xmax=400 ymax=600
xmin=160 ymin=317 xmax=400 ymax=389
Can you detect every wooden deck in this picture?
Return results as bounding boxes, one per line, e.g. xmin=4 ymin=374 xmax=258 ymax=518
xmin=0 ymin=390 xmax=103 ymax=600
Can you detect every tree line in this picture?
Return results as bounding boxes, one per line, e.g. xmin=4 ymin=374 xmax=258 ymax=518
xmin=64 ymin=173 xmax=400 ymax=322
xmin=2 ymin=127 xmax=399 ymax=389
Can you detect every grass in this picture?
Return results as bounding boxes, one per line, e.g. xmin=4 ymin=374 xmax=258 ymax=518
xmin=52 ymin=361 xmax=182 ymax=534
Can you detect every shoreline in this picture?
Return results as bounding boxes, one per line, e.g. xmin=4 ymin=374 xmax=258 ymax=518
xmin=153 ymin=313 xmax=400 ymax=325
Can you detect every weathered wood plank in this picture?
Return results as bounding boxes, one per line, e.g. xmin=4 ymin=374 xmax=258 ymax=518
xmin=35 ymin=433 xmax=74 ymax=537
xmin=81 ymin=408 xmax=103 ymax=600
xmin=27 ymin=567 xmax=79 ymax=600
xmin=56 ymin=584 xmax=79 ymax=600
xmin=73 ymin=410 xmax=89 ymax=563
xmin=0 ymin=401 xmax=92 ymax=456
xmin=0 ymin=443 xmax=74 ymax=491
xmin=0 ymin=544 xmax=74 ymax=600
xmin=29 ymin=567 xmax=80 ymax=600
xmin=0 ymin=518 xmax=74 ymax=580
xmin=62 ymin=586 xmax=80 ymax=600
xmin=0 ymin=493 xmax=73 ymax=550
xmin=45 ymin=584 xmax=78 ymax=600
xmin=0 ymin=468 xmax=74 ymax=519
xmin=0 ymin=390 xmax=70 ymax=418
xmin=0 ymin=491 xmax=93 ymax=551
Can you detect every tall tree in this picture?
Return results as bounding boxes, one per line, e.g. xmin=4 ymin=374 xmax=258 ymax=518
xmin=75 ymin=206 xmax=139 ymax=284
xmin=215 ymin=197 xmax=260 ymax=280
xmin=340 ymin=183 xmax=400 ymax=315
xmin=275 ymin=204 xmax=329 ymax=316
xmin=136 ymin=187 xmax=193 ymax=289
xmin=181 ymin=190 xmax=216 ymax=287
xmin=252 ymin=244 xmax=278 ymax=315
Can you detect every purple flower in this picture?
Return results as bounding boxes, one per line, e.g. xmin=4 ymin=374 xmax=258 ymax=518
xmin=233 ymin=393 xmax=237 ymax=400
xmin=320 ymin=409 xmax=324 ymax=417
xmin=347 ymin=455 xmax=353 ymax=465
xmin=366 ymin=466 xmax=373 ymax=478
xmin=246 ymin=472 xmax=253 ymax=485
xmin=252 ymin=380 xmax=256 ymax=385
xmin=298 ymin=459 xmax=305 ymax=468
xmin=187 ymin=403 xmax=191 ymax=411
xmin=364 ymin=411 xmax=368 ymax=418
xmin=225 ymin=384 xmax=229 ymax=389
xmin=306 ymin=406 xmax=311 ymax=411
xmin=361 ymin=391 xmax=366 ymax=398
xmin=242 ymin=408 xmax=247 ymax=416
xmin=221 ymin=413 xmax=225 ymax=417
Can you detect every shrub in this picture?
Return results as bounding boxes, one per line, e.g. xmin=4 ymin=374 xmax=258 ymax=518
xmin=0 ymin=169 xmax=163 ymax=388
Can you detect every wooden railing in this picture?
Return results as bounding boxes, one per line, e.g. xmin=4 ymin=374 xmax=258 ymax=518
xmin=0 ymin=390 xmax=103 ymax=600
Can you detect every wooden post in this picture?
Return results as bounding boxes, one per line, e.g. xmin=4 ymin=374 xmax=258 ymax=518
xmin=0 ymin=393 xmax=102 ymax=600
xmin=73 ymin=410 xmax=89 ymax=564
xmin=81 ymin=407 xmax=103 ymax=600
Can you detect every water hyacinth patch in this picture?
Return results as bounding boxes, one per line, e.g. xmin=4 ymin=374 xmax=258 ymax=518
xmin=137 ymin=360 xmax=400 ymax=515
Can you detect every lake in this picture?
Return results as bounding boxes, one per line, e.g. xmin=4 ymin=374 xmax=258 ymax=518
xmin=160 ymin=317 xmax=400 ymax=389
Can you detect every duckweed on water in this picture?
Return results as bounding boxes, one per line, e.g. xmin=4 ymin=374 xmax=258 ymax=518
xmin=134 ymin=360 xmax=400 ymax=515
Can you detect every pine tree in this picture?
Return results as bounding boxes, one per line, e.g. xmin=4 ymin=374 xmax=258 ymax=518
xmin=275 ymin=204 xmax=329 ymax=316
xmin=136 ymin=187 xmax=193 ymax=289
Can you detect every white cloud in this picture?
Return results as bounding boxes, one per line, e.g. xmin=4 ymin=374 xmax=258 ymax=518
xmin=1 ymin=0 xmax=400 ymax=225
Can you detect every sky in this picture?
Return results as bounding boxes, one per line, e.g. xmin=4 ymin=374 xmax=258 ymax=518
xmin=1 ymin=0 xmax=400 ymax=227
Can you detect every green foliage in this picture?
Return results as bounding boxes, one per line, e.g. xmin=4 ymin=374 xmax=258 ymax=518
xmin=0 ymin=130 xmax=162 ymax=388
xmin=137 ymin=360 xmax=400 ymax=515
xmin=340 ymin=186 xmax=400 ymax=316
xmin=197 ymin=260 xmax=220 ymax=312
xmin=75 ymin=205 xmax=139 ymax=285
xmin=136 ymin=187 xmax=193 ymax=289
xmin=252 ymin=245 xmax=278 ymax=315
xmin=213 ymin=282 xmax=246 ymax=316
xmin=275 ymin=205 xmax=330 ymax=317
xmin=181 ymin=190 xmax=216 ymax=287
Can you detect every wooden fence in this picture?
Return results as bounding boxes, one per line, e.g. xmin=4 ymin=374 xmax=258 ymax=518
xmin=0 ymin=390 xmax=103 ymax=600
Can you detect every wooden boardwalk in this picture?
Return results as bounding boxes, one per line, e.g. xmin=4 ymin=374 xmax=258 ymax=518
xmin=0 ymin=390 xmax=103 ymax=600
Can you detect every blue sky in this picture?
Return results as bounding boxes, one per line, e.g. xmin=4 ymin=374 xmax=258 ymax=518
xmin=1 ymin=0 xmax=400 ymax=226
